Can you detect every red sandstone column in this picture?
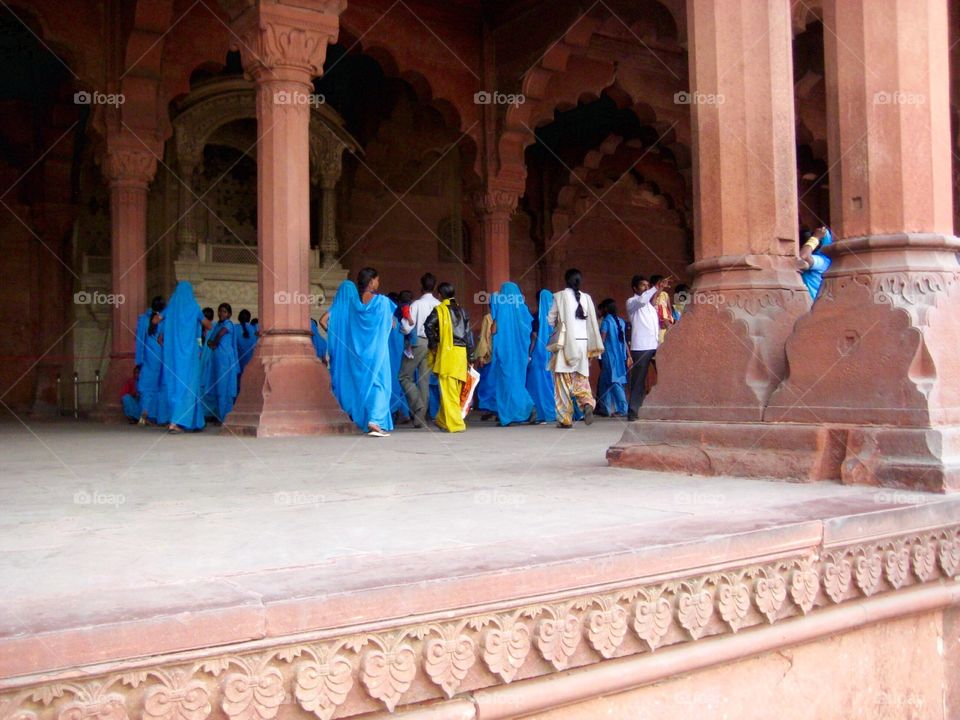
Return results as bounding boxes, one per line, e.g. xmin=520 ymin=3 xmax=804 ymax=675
xmin=609 ymin=0 xmax=805 ymax=435
xmin=95 ymin=138 xmax=156 ymax=419
xmin=475 ymin=189 xmax=517 ymax=291
xmin=223 ymin=0 xmax=354 ymax=436
xmin=764 ymin=0 xmax=959 ymax=491
xmin=607 ymin=0 xmax=812 ymax=473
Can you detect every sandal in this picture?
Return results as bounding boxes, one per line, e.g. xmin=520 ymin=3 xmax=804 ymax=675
xmin=367 ymin=423 xmax=391 ymax=437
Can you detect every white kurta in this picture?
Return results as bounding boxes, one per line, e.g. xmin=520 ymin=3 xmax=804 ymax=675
xmin=548 ymin=288 xmax=598 ymax=375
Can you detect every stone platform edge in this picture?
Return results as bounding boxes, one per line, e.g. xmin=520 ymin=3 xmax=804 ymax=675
xmin=1 ymin=521 xmax=958 ymax=719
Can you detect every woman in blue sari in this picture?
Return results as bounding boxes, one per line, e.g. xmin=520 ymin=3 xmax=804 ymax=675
xmin=161 ymin=281 xmax=212 ymax=433
xmin=136 ymin=296 xmax=165 ymax=424
xmin=800 ymin=226 xmax=833 ymax=301
xmin=525 ymin=289 xmax=556 ymax=423
xmin=203 ymin=303 xmax=240 ymax=423
xmin=597 ymin=299 xmax=629 ymax=416
xmin=236 ymin=309 xmax=258 ymax=374
xmin=491 ymin=282 xmax=537 ymax=426
xmin=387 ymin=295 xmax=411 ymax=422
xmin=326 ymin=268 xmax=396 ymax=437
xmin=473 ymin=313 xmax=496 ymax=416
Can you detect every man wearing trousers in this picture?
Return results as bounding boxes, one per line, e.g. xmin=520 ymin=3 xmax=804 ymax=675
xmin=400 ymin=273 xmax=440 ymax=428
xmin=625 ymin=274 xmax=662 ymax=421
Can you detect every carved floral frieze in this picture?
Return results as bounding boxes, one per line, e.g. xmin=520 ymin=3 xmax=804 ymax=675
xmin=2 ymin=525 xmax=956 ymax=719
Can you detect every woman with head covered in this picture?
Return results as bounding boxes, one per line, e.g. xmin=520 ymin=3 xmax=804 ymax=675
xmin=326 ymin=267 xmax=396 ymax=437
xmin=490 ymin=282 xmax=537 ymax=426
xmin=160 ymin=281 xmax=213 ymax=433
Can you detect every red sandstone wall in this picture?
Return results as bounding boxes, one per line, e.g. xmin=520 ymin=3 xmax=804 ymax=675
xmin=525 ymin=609 xmax=955 ymax=720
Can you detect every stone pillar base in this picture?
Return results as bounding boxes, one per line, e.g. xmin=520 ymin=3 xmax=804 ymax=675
xmin=91 ymin=353 xmax=134 ymax=423
xmin=607 ymin=420 xmax=959 ymax=492
xmin=225 ymin=332 xmax=356 ymax=437
xmin=639 ymin=255 xmax=810 ymax=423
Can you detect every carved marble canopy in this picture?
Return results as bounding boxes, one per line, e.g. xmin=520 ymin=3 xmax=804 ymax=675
xmin=171 ymin=76 xmax=360 ymax=184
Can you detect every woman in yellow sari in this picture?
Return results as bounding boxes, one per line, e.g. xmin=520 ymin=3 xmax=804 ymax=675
xmin=424 ymin=282 xmax=476 ymax=432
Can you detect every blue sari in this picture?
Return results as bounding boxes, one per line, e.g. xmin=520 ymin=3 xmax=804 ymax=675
xmin=476 ymin=362 xmax=496 ymax=413
xmin=236 ymin=321 xmax=258 ymax=373
xmin=134 ymin=309 xmax=151 ymax=368
xmin=205 ymin=319 xmax=239 ymax=422
xmin=801 ymin=229 xmax=833 ymax=300
xmin=160 ymin=281 xmax=206 ymax=430
xmin=137 ymin=321 xmax=164 ymax=422
xmin=327 ymin=281 xmax=395 ymax=432
xmin=388 ymin=323 xmax=410 ymax=418
xmin=525 ymin=289 xmax=556 ymax=422
xmin=598 ymin=314 xmax=628 ymax=416
xmin=491 ymin=282 xmax=536 ymax=425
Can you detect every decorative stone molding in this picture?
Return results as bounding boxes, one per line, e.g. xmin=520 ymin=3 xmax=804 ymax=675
xmin=3 ymin=525 xmax=957 ymax=719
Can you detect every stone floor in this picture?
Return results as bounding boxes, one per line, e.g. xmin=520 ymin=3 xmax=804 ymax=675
xmin=2 ymin=416 xmax=958 ymax=679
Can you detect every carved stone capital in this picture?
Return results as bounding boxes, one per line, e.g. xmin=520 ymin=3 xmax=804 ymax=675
xmin=228 ymin=3 xmax=343 ymax=82
xmin=472 ymin=190 xmax=518 ymax=218
xmin=102 ymin=146 xmax=158 ymax=189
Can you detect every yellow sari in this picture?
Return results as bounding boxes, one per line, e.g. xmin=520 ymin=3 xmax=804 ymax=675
xmin=430 ymin=300 xmax=468 ymax=432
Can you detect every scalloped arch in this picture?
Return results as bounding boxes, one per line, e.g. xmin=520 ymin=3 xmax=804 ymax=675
xmin=497 ymin=2 xmax=687 ymax=191
xmin=333 ymin=27 xmax=480 ymax=186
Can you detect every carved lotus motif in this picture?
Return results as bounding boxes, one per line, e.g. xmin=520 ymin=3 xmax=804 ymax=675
xmin=716 ymin=579 xmax=750 ymax=632
xmin=822 ymin=555 xmax=852 ymax=603
xmin=423 ymin=633 xmax=476 ymax=698
xmin=884 ymin=546 xmax=910 ymax=589
xmin=633 ymin=591 xmax=673 ymax=651
xmin=754 ymin=575 xmax=787 ymax=623
xmin=483 ymin=621 xmax=531 ymax=683
xmin=294 ymin=657 xmax=353 ymax=720
xmin=360 ymin=643 xmax=417 ymax=712
xmin=143 ymin=680 xmax=211 ymax=720
xmin=790 ymin=566 xmax=819 ymax=614
xmin=58 ymin=696 xmax=127 ymax=720
xmin=855 ymin=552 xmax=883 ymax=596
xmin=585 ymin=605 xmax=628 ymax=659
xmin=912 ymin=542 xmax=936 ymax=582
xmin=536 ymin=613 xmax=581 ymax=670
xmin=939 ymin=537 xmax=960 ymax=577
xmin=221 ymin=668 xmax=285 ymax=720
xmin=677 ymin=588 xmax=713 ymax=639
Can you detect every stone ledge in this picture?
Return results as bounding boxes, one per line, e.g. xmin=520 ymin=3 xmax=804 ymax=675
xmin=2 ymin=523 xmax=957 ymax=719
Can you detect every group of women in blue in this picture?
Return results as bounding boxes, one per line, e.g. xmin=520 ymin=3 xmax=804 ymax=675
xmin=474 ymin=282 xmax=601 ymax=425
xmin=474 ymin=283 xmax=630 ymax=423
xmin=130 ymin=281 xmax=261 ymax=432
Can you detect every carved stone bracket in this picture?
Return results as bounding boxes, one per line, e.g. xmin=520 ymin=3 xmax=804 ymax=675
xmin=3 ymin=524 xmax=957 ymax=719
